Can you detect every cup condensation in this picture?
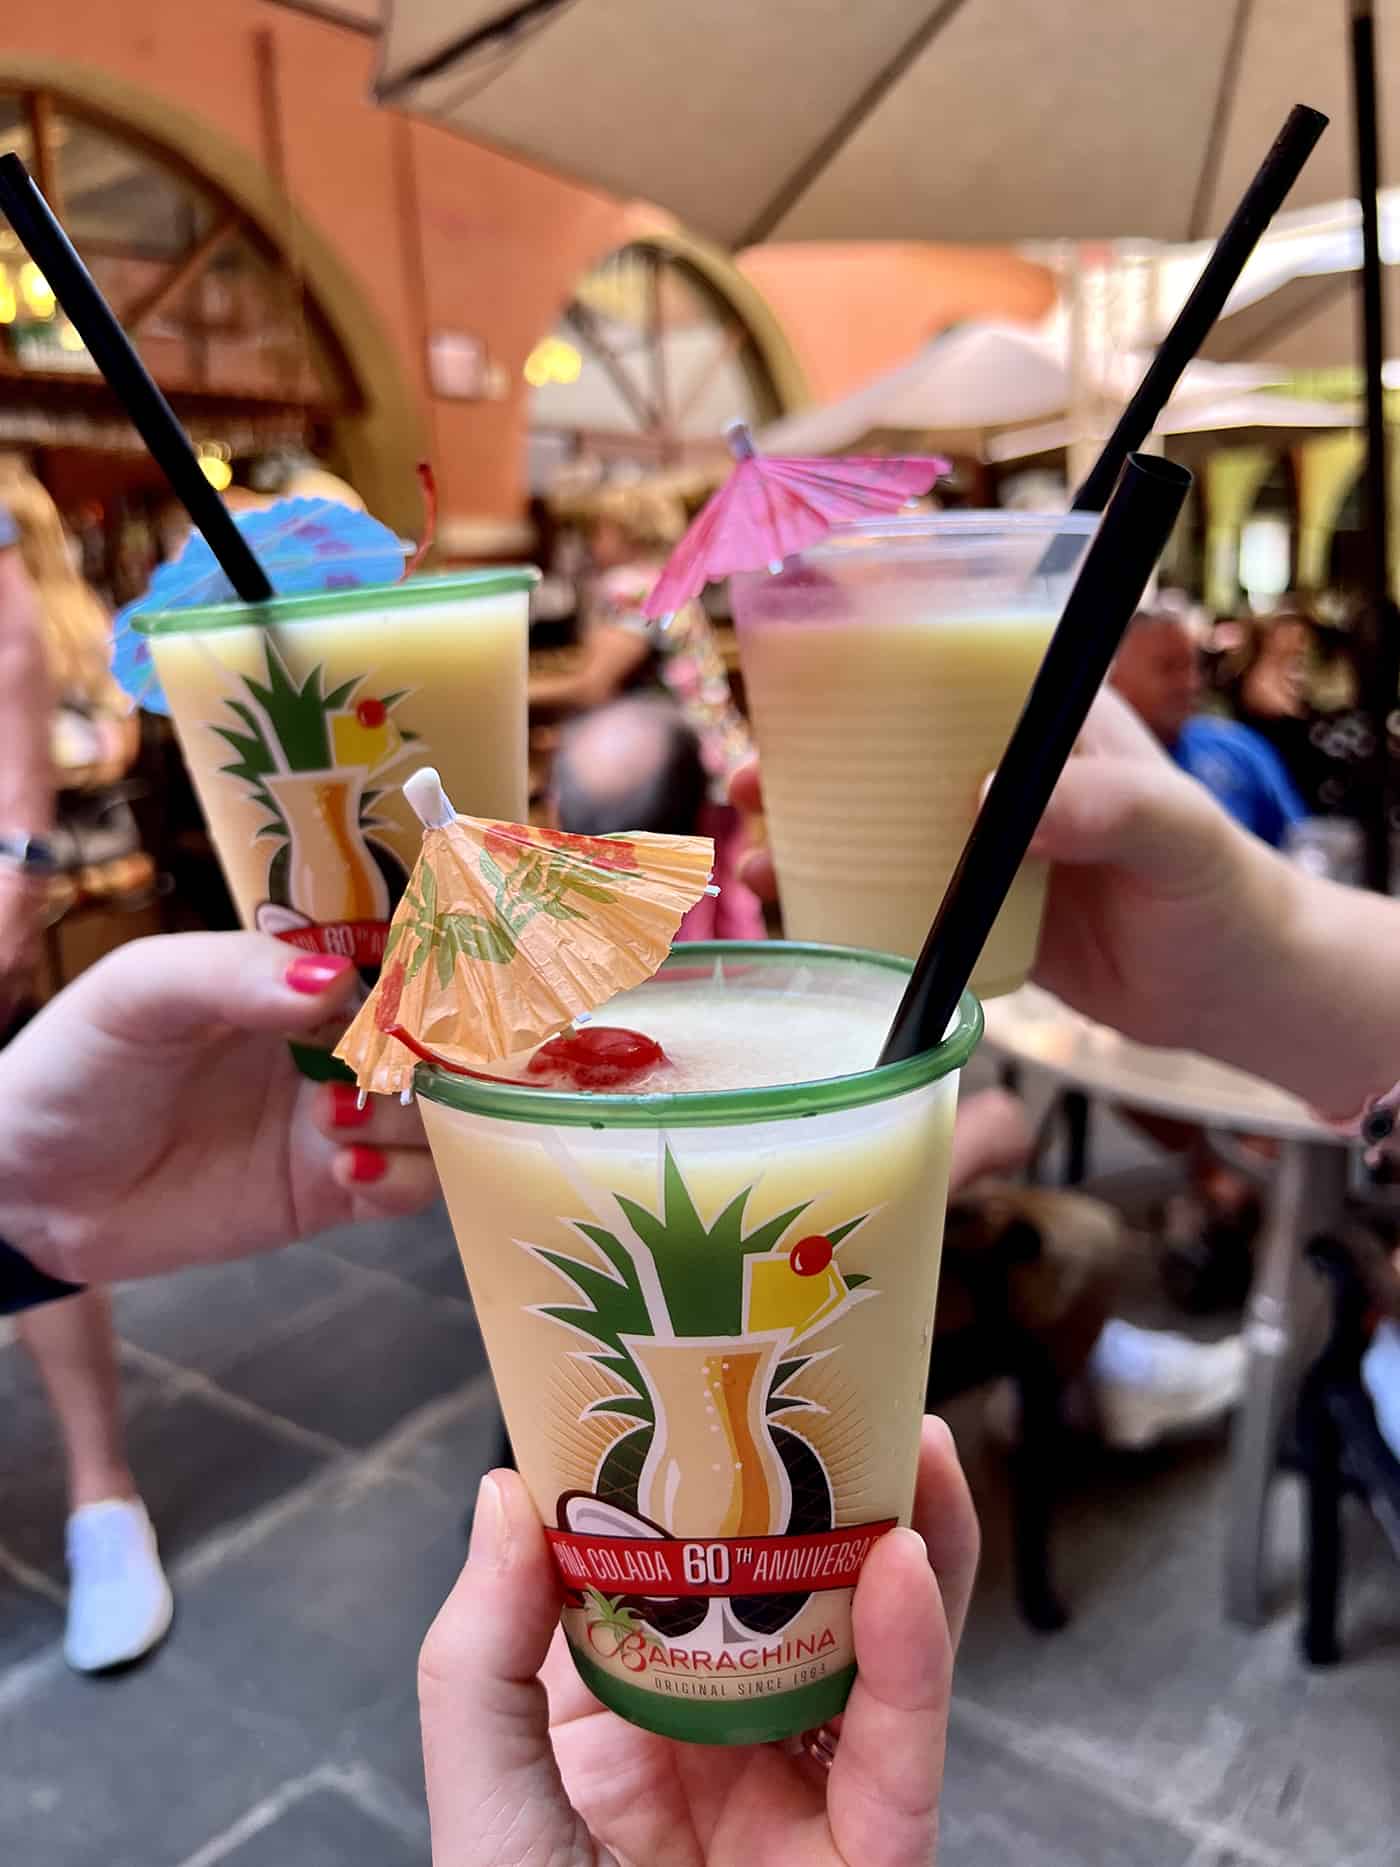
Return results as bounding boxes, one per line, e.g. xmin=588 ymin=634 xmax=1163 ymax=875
xmin=137 ymin=572 xmax=533 ymax=978
xmin=416 ymin=942 xmax=981 ymax=1746
xmin=731 ymin=514 xmax=1096 ymax=999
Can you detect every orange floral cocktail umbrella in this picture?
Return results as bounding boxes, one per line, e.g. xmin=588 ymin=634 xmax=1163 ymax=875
xmin=335 ymin=767 xmax=715 ymax=1096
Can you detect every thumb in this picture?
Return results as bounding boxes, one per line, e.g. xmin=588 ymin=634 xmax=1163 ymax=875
xmin=420 ymin=1471 xmax=592 ymax=1867
xmin=826 ymin=1526 xmax=951 ymax=1867
xmin=68 ymin=933 xmax=361 ymax=1049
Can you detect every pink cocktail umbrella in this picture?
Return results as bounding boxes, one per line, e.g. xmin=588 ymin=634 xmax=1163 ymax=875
xmin=643 ymin=421 xmax=948 ymax=620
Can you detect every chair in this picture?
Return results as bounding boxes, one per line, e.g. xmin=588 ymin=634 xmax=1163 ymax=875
xmin=1298 ymin=1225 xmax=1400 ymax=1666
xmin=928 ymin=1184 xmax=1124 ymax=1633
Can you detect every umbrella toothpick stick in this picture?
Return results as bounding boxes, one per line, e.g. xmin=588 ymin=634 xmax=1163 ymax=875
xmin=404 ymin=766 xmax=457 ymax=829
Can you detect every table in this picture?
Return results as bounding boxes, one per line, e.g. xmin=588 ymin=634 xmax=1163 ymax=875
xmin=982 ymin=985 xmax=1354 ymax=1628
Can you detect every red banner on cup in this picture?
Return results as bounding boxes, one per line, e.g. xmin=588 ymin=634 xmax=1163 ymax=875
xmin=273 ymin=920 xmax=389 ymax=967
xmin=546 ymin=1519 xmax=897 ymax=1598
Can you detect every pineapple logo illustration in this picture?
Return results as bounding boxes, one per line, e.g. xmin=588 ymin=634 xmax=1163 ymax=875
xmin=212 ymin=638 xmax=420 ymax=932
xmin=529 ymin=1148 xmax=876 ymax=1637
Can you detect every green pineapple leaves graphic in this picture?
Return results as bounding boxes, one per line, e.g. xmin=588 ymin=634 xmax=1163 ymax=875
xmin=529 ymin=1149 xmax=872 ymax=1429
xmin=533 ymin=1216 xmax=656 ymax=1426
xmin=214 ymin=639 xmax=418 ymax=848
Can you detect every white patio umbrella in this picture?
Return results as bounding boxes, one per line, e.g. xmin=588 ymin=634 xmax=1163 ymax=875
xmin=757 ymin=321 xmax=1276 ymax=457
xmin=1154 ymin=192 xmax=1400 ymax=368
xmin=1202 ymin=211 xmax=1400 ymax=367
xmin=374 ymin=1 xmax=1377 ymax=248
xmin=985 ymin=389 xmax=1360 ymax=464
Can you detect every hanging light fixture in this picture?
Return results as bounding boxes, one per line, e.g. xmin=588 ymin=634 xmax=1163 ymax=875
xmin=196 ymin=442 xmax=233 ymax=491
xmin=523 ymin=335 xmax=583 ymax=387
xmin=18 ymin=260 xmax=54 ymax=319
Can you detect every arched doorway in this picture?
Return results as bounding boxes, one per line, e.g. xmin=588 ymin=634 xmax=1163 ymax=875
xmin=527 ymin=230 xmax=808 ymax=495
xmin=0 ymin=61 xmax=425 ymax=555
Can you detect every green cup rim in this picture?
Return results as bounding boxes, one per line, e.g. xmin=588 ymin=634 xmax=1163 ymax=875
xmin=414 ymin=940 xmax=982 ymax=1129
xmin=131 ymin=567 xmax=539 ymax=636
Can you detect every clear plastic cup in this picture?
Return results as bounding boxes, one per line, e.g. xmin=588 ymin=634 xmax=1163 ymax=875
xmin=416 ymin=941 xmax=981 ymax=1746
xmin=136 ymin=572 xmax=534 ymax=1064
xmin=732 ymin=513 xmax=1097 ymax=998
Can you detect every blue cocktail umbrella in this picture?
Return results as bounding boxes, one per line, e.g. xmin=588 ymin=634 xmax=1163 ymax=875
xmin=112 ymin=498 xmax=410 ymax=715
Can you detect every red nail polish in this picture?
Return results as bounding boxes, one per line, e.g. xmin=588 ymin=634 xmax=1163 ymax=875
xmin=286 ymin=953 xmax=355 ymax=995
xmin=328 ymin=1083 xmax=372 ymax=1129
xmin=344 ymin=1144 xmax=388 ymax=1185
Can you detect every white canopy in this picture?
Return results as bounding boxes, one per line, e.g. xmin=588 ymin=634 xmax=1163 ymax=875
xmin=757 ymin=321 xmax=1276 ymax=456
xmin=986 ymin=390 xmax=1359 ymax=465
xmin=375 ymin=1 xmax=1377 ymax=248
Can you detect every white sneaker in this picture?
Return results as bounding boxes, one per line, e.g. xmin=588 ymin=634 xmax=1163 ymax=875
xmin=1088 ymin=1320 xmax=1246 ymax=1451
xmin=64 ymin=1499 xmax=174 ymax=1674
xmin=1362 ymin=1320 xmax=1400 ymax=1462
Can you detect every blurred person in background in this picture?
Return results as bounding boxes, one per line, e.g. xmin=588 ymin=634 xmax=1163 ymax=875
xmin=0 ymin=462 xmax=171 ymax=1674
xmin=1221 ymin=605 xmax=1327 ymax=812
xmin=1223 ymin=602 xmax=1388 ymax=832
xmin=1111 ymin=599 xmax=1305 ymax=850
xmin=554 ymin=693 xmax=709 ymax=842
xmin=533 ymin=483 xmax=765 ymax=939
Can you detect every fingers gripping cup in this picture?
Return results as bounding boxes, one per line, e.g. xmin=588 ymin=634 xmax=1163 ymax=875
xmin=416 ymin=942 xmax=980 ymax=1746
xmin=731 ymin=513 xmax=1097 ymax=999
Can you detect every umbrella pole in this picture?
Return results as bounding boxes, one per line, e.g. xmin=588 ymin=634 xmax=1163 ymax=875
xmin=1350 ymin=0 xmax=1396 ymax=894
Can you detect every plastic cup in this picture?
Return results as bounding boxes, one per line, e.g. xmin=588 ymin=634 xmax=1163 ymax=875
xmin=416 ymin=941 xmax=980 ymax=1746
xmin=136 ymin=572 xmax=534 ymax=1063
xmin=731 ymin=513 xmax=1098 ymax=999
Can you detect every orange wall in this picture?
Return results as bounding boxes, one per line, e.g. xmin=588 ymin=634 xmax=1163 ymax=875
xmin=738 ymin=242 xmax=1058 ymax=404
xmin=402 ymin=116 xmax=638 ymax=546
xmin=1 ymin=0 xmax=638 ymax=536
xmin=2 ymin=7 xmax=1060 ymax=536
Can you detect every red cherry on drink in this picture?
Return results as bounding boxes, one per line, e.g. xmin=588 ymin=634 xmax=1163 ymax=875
xmin=789 ymin=1234 xmax=834 ymax=1277
xmin=356 ymin=697 xmax=387 ymax=729
xmin=527 ymin=1025 xmax=666 ymax=1090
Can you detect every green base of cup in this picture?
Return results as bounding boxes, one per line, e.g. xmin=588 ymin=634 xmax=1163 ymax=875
xmin=288 ymin=1042 xmax=356 ymax=1085
xmin=566 ymin=1638 xmax=855 ymax=1747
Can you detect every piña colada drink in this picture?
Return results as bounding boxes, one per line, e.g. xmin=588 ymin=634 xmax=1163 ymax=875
xmin=732 ymin=513 xmax=1096 ymax=999
xmin=417 ymin=942 xmax=980 ymax=1746
xmin=137 ymin=573 xmax=533 ymax=968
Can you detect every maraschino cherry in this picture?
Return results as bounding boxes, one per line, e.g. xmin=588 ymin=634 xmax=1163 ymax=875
xmin=528 ymin=1025 xmax=666 ymax=1090
xmin=789 ymin=1234 xmax=834 ymax=1277
xmin=355 ymin=697 xmax=387 ymax=729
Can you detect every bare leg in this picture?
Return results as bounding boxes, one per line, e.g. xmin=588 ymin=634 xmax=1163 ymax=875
xmin=15 ymin=1289 xmax=137 ymax=1511
xmin=950 ymin=1088 xmax=1034 ymax=1195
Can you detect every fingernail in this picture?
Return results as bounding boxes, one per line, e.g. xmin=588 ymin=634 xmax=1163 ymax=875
xmin=328 ymin=1083 xmax=372 ymax=1129
xmin=469 ymin=1472 xmax=509 ymax=1571
xmin=344 ymin=1144 xmax=388 ymax=1184
xmin=286 ymin=953 xmax=355 ymax=995
xmin=892 ymin=1526 xmax=929 ymax=1561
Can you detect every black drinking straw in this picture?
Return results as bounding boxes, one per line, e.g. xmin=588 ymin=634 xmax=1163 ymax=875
xmin=878 ymin=454 xmax=1192 ymax=1067
xmin=0 ymin=155 xmax=273 ymax=603
xmin=1069 ymin=105 xmax=1327 ymax=521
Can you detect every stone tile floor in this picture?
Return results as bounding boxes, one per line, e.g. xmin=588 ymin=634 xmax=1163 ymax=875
xmin=2 ymin=1077 xmax=1398 ymax=1865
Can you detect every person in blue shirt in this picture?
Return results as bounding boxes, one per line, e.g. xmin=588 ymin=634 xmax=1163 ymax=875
xmin=1110 ymin=604 xmax=1306 ymax=848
